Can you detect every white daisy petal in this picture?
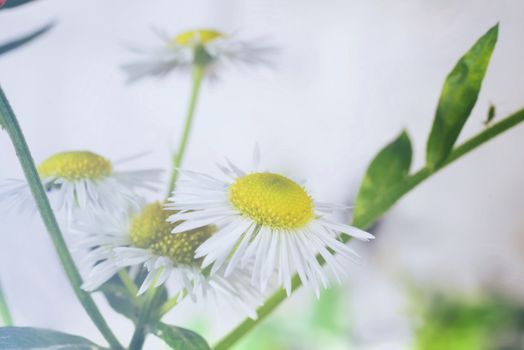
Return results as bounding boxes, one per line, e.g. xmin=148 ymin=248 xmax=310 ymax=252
xmin=317 ymin=218 xmax=375 ymax=241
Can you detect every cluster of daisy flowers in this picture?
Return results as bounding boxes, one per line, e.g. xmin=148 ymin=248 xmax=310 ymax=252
xmin=1 ymin=148 xmax=374 ymax=316
xmin=0 ymin=28 xmax=374 ymax=319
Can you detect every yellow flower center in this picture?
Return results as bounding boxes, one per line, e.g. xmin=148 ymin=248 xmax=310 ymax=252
xmin=129 ymin=202 xmax=214 ymax=266
xmin=173 ymin=29 xmax=224 ymax=47
xmin=37 ymin=151 xmax=112 ymax=181
xmin=229 ymin=173 xmax=315 ymax=229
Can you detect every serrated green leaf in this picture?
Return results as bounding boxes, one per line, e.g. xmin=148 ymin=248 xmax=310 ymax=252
xmin=0 ymin=22 xmax=54 ymax=56
xmin=153 ymin=322 xmax=210 ymax=350
xmin=353 ymin=131 xmax=412 ymax=227
xmin=426 ymin=24 xmax=498 ymax=168
xmin=0 ymin=327 xmax=105 ymax=349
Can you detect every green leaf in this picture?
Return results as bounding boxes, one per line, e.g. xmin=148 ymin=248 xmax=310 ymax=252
xmin=99 ymin=275 xmax=140 ymax=321
xmin=426 ymin=24 xmax=498 ymax=168
xmin=153 ymin=322 xmax=211 ymax=350
xmin=0 ymin=327 xmax=105 ymax=349
xmin=0 ymin=22 xmax=54 ymax=56
xmin=353 ymin=131 xmax=412 ymax=228
xmin=0 ymin=0 xmax=41 ymax=9
xmin=100 ymin=269 xmax=167 ymax=322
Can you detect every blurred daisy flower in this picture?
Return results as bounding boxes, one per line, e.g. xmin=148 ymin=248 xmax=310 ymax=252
xmin=76 ymin=201 xmax=259 ymax=318
xmin=166 ymin=151 xmax=375 ymax=296
xmin=121 ymin=28 xmax=275 ymax=82
xmin=0 ymin=151 xmax=160 ymax=214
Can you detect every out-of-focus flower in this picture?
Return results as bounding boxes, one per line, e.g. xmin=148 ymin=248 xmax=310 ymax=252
xmin=76 ymin=201 xmax=259 ymax=318
xmin=166 ymin=152 xmax=374 ymax=296
xmin=121 ymin=28 xmax=275 ymax=82
xmin=0 ymin=151 xmax=161 ymax=214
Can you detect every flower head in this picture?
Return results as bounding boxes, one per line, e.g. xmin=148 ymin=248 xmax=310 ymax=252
xmin=37 ymin=151 xmax=113 ymax=181
xmin=75 ymin=201 xmax=259 ymax=318
xmin=0 ymin=150 xmax=161 ymax=213
xmin=121 ymin=28 xmax=275 ymax=82
xmin=167 ymin=153 xmax=375 ymax=296
xmin=172 ymin=29 xmax=224 ymax=47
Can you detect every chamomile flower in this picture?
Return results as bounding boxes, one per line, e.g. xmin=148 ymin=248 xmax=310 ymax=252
xmin=0 ymin=151 xmax=161 ymax=214
xmin=76 ymin=201 xmax=259 ymax=318
xmin=166 ymin=155 xmax=375 ymax=296
xmin=122 ymin=28 xmax=275 ymax=82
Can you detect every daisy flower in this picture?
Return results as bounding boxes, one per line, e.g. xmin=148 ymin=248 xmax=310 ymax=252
xmin=76 ymin=201 xmax=259 ymax=318
xmin=0 ymin=150 xmax=161 ymax=214
xmin=121 ymin=28 xmax=275 ymax=82
xmin=166 ymin=155 xmax=375 ymax=296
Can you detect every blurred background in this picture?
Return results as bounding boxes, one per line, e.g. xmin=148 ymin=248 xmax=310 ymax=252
xmin=1 ymin=0 xmax=524 ymax=349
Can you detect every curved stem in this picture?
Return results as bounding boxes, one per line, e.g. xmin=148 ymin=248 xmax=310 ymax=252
xmin=0 ymin=86 xmax=123 ymax=350
xmin=0 ymin=281 xmax=13 ymax=326
xmin=166 ymin=65 xmax=205 ymax=197
xmin=213 ymin=108 xmax=524 ymax=350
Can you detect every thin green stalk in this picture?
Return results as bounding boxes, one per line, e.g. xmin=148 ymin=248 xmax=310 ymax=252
xmin=118 ymin=270 xmax=138 ymax=297
xmin=127 ymin=64 xmax=207 ymax=350
xmin=213 ymin=108 xmax=524 ymax=350
xmin=0 ymin=86 xmax=123 ymax=350
xmin=157 ymin=289 xmax=186 ymax=317
xmin=213 ymin=276 xmax=301 ymax=350
xmin=128 ymin=276 xmax=160 ymax=350
xmin=157 ymin=296 xmax=178 ymax=318
xmin=166 ymin=65 xmax=205 ymax=197
xmin=0 ymin=281 xmax=13 ymax=326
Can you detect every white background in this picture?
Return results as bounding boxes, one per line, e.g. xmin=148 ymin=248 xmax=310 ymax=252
xmin=1 ymin=0 xmax=524 ymax=349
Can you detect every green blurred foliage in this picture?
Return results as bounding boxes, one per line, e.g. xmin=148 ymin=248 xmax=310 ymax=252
xmin=414 ymin=294 xmax=524 ymax=350
xmin=233 ymin=286 xmax=352 ymax=350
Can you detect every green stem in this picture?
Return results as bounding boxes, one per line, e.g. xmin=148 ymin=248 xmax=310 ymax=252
xmin=158 ymin=295 xmax=179 ymax=318
xmin=0 ymin=86 xmax=123 ymax=350
xmin=166 ymin=65 xmax=205 ymax=197
xmin=352 ymin=107 xmax=524 ymax=230
xmin=213 ymin=276 xmax=301 ymax=350
xmin=157 ymin=290 xmax=186 ymax=317
xmin=118 ymin=270 xmax=138 ymax=297
xmin=213 ymin=108 xmax=524 ymax=350
xmin=129 ymin=64 xmax=206 ymax=350
xmin=0 ymin=281 xmax=13 ymax=326
xmin=128 ymin=276 xmax=160 ymax=350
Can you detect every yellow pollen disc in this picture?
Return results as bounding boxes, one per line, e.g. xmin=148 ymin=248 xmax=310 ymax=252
xmin=229 ymin=172 xmax=315 ymax=229
xmin=173 ymin=29 xmax=225 ymax=47
xmin=129 ymin=202 xmax=215 ymax=266
xmin=37 ymin=151 xmax=112 ymax=181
